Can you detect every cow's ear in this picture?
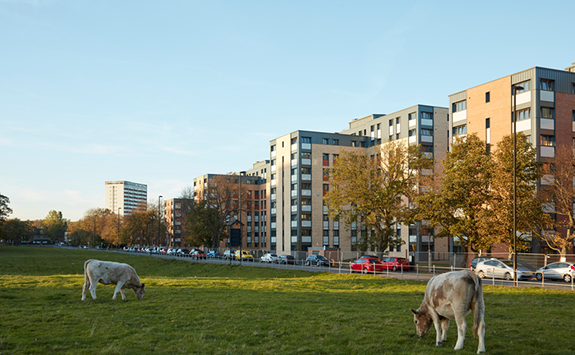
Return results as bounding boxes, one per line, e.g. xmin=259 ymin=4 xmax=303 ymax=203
xmin=141 ymin=283 xmax=145 ymax=288
xmin=411 ymin=308 xmax=419 ymax=315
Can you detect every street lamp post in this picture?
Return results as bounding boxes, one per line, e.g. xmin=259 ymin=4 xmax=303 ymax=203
xmin=117 ymin=207 xmax=121 ymax=251
xmin=158 ymin=195 xmax=163 ymax=247
xmin=512 ymin=84 xmax=524 ymax=287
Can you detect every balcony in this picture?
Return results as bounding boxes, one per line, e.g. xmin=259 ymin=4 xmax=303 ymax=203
xmin=540 ymin=118 xmax=554 ymax=130
xmin=323 ymin=221 xmax=329 ymax=230
xmin=301 ymin=143 xmax=311 ymax=150
xmin=291 ymin=143 xmax=298 ymax=152
xmin=302 ymin=221 xmax=312 ymax=228
xmin=302 ymin=189 xmax=312 ymax=196
xmin=302 ymin=205 xmax=311 ymax=212
xmin=301 ymin=158 xmax=311 ymax=165
xmin=291 ymin=175 xmax=298 ymax=182
xmin=452 ymin=110 xmax=467 ymax=124
xmin=291 ymin=159 xmax=298 ymax=166
xmin=291 ymin=205 xmax=298 ymax=213
xmin=291 ymin=190 xmax=298 ymax=197
xmin=291 ymin=221 xmax=298 ymax=228
xmin=301 ymin=174 xmax=311 ymax=181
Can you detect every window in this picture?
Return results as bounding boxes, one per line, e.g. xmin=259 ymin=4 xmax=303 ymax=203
xmin=422 ymin=145 xmax=433 ymax=153
xmin=539 ymin=79 xmax=555 ymax=91
xmin=420 ymin=128 xmax=433 ymax=136
xmin=291 ymin=137 xmax=297 ymax=144
xmin=408 ymin=129 xmax=416 ymax=137
xmin=332 ymin=139 xmax=339 ymax=145
xmin=408 ymin=112 xmax=416 ymax=120
xmin=389 ymin=120 xmax=393 ymax=126
xmin=271 ymin=145 xmax=276 ymax=152
xmin=541 ymin=135 xmax=556 ymax=147
xmin=323 ymin=168 xmax=329 ymax=181
xmin=515 ymin=80 xmax=531 ymax=93
xmin=572 ymin=83 xmax=575 ymax=94
xmin=322 ymin=153 xmax=329 ymax=162
xmin=322 ymin=138 xmax=329 ymax=145
xmin=541 ymin=107 xmax=554 ymax=119
xmin=333 ymin=154 xmax=339 ymax=163
xmin=452 ymin=100 xmax=467 ymax=112
xmin=352 ymin=141 xmax=358 ymax=147
xmin=453 ymin=125 xmax=467 ymax=136
xmin=517 ymin=108 xmax=531 ymax=121
xmin=540 ymin=79 xmax=555 ymax=91
xmin=301 ymin=152 xmax=311 ymax=159
xmin=396 ymin=117 xmax=400 ymax=124
xmin=389 ymin=135 xmax=393 ymax=141
xmin=485 ymin=91 xmax=490 ymax=103
xmin=572 ymin=110 xmax=575 ymax=122
xmin=301 ymin=182 xmax=311 ymax=189
xmin=396 ymin=133 xmax=399 ymax=140
xmin=300 ymin=167 xmax=311 ymax=174
xmin=420 ymin=112 xmax=433 ymax=119
xmin=301 ymin=137 xmax=311 ymax=143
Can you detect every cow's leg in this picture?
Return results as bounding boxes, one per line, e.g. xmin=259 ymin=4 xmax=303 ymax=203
xmin=120 ymin=287 xmax=126 ymax=301
xmin=453 ymin=312 xmax=467 ymax=351
xmin=432 ymin=316 xmax=443 ymax=347
xmin=82 ymin=276 xmax=90 ymax=301
xmin=441 ymin=318 xmax=450 ymax=342
xmin=89 ymin=280 xmax=98 ymax=299
xmin=476 ymin=316 xmax=486 ymax=354
xmin=112 ymin=281 xmax=124 ymax=300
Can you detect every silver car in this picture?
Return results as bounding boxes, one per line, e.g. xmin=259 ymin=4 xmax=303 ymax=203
xmin=535 ymin=262 xmax=575 ymax=283
xmin=260 ymin=253 xmax=280 ymax=263
xmin=475 ymin=258 xmax=534 ymax=281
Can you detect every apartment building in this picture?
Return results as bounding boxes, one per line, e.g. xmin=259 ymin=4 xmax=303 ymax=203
xmin=339 ymin=105 xmax=450 ymax=257
xmin=269 ymin=105 xmax=449 ymax=258
xmin=192 ymin=163 xmax=270 ymax=251
xmin=165 ymin=198 xmax=193 ymax=247
xmin=269 ymin=130 xmax=363 ymax=256
xmin=449 ymin=63 xmax=575 ymax=253
xmin=104 ymin=180 xmax=147 ymax=216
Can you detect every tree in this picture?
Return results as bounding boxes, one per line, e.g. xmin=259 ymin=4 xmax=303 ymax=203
xmin=186 ymin=174 xmax=246 ymax=248
xmin=324 ymin=141 xmax=433 ymax=252
xmin=486 ymin=133 xmax=546 ymax=258
xmin=415 ymin=134 xmax=494 ymax=254
xmin=538 ymin=144 xmax=575 ymax=259
xmin=78 ymin=208 xmax=111 ymax=247
xmin=0 ymin=193 xmax=13 ymax=238
xmin=41 ymin=210 xmax=68 ymax=243
xmin=2 ymin=219 xmax=34 ymax=244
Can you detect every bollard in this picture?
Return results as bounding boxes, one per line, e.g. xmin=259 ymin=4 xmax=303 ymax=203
xmin=416 ymin=264 xmax=419 ymax=281
xmin=401 ymin=263 xmax=403 ymax=280
xmin=433 ymin=265 xmax=435 ymax=277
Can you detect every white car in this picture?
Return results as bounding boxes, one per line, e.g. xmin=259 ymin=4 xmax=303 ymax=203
xmin=474 ymin=258 xmax=534 ymax=281
xmin=260 ymin=253 xmax=280 ymax=263
xmin=535 ymin=262 xmax=575 ymax=283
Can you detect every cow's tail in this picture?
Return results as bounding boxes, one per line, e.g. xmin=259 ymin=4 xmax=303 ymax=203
xmin=83 ymin=259 xmax=92 ymax=288
xmin=470 ymin=271 xmax=485 ymax=338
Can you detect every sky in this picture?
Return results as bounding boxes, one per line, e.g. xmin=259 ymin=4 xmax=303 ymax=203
xmin=1 ymin=0 xmax=574 ymax=222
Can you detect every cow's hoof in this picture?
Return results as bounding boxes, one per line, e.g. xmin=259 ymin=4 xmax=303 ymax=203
xmin=436 ymin=342 xmax=442 ymax=347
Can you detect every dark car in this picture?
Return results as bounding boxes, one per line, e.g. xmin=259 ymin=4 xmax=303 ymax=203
xmin=190 ymin=250 xmax=206 ymax=259
xmin=277 ymin=255 xmax=295 ymax=265
xmin=177 ymin=248 xmax=189 ymax=257
xmin=305 ymin=255 xmax=331 ymax=267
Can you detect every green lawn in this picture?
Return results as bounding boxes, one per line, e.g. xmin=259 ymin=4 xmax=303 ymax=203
xmin=0 ymin=246 xmax=573 ymax=354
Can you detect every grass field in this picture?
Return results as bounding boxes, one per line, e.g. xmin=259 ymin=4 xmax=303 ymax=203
xmin=0 ymin=246 xmax=573 ymax=354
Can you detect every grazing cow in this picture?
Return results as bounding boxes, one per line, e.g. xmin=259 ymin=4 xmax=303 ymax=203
xmin=411 ymin=270 xmax=485 ymax=354
xmin=82 ymin=259 xmax=145 ymax=301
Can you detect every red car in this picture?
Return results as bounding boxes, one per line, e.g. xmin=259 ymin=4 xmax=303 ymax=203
xmin=349 ymin=256 xmax=385 ymax=273
xmin=381 ymin=257 xmax=410 ymax=271
xmin=190 ymin=250 xmax=206 ymax=259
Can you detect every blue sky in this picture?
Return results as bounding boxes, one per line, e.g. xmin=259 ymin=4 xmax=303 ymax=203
xmin=1 ymin=0 xmax=574 ymax=221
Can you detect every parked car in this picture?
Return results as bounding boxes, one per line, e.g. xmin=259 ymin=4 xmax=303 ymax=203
xmin=349 ymin=256 xmax=385 ymax=273
xmin=277 ymin=255 xmax=295 ymax=265
xmin=223 ymin=250 xmax=234 ymax=260
xmin=235 ymin=250 xmax=254 ymax=261
xmin=381 ymin=257 xmax=410 ymax=272
xmin=474 ymin=259 xmax=534 ymax=280
xmin=207 ymin=250 xmax=221 ymax=259
xmin=190 ymin=250 xmax=207 ymax=259
xmin=305 ymin=255 xmax=331 ymax=267
xmin=167 ymin=248 xmax=178 ymax=256
xmin=469 ymin=256 xmax=491 ymax=270
xmin=260 ymin=253 xmax=280 ymax=263
xmin=535 ymin=262 xmax=575 ymax=283
xmin=177 ymin=248 xmax=189 ymax=257
xmin=159 ymin=248 xmax=166 ymax=254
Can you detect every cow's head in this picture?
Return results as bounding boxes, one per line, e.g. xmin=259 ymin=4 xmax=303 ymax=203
xmin=133 ymin=283 xmax=145 ymax=300
xmin=411 ymin=308 xmax=432 ymax=338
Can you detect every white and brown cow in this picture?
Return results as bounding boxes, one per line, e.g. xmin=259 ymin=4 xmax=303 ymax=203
xmin=411 ymin=270 xmax=485 ymax=354
xmin=82 ymin=259 xmax=145 ymax=301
